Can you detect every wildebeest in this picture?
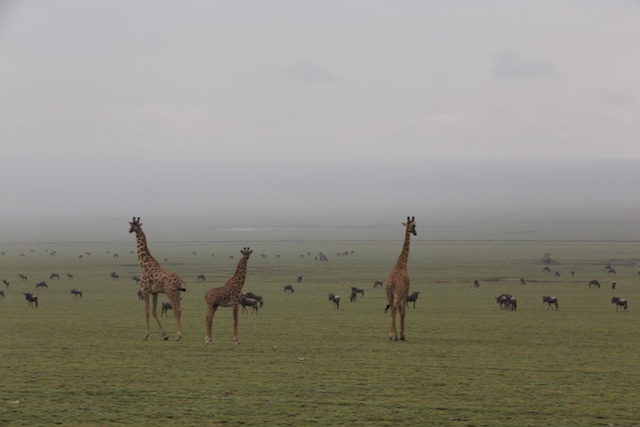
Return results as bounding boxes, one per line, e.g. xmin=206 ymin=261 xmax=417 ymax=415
xmin=406 ymin=291 xmax=420 ymax=308
xmin=244 ymin=291 xmax=263 ymax=307
xmin=197 ymin=274 xmax=206 ymax=282
xmin=67 ymin=272 xmax=74 ymax=279
xmin=35 ymin=281 xmax=48 ymax=290
xmin=543 ymin=266 xmax=551 ymax=273
xmin=50 ymin=273 xmax=60 ymax=280
xmin=284 ymin=284 xmax=295 ymax=293
xmin=373 ymin=280 xmax=383 ymax=288
xmin=161 ymin=300 xmax=173 ymax=316
xmin=473 ymin=280 xmax=480 ymax=288
xmin=350 ymin=287 xmax=364 ymax=298
xmin=19 ymin=274 xmax=27 ymax=281
xmin=611 ymin=296 xmax=628 ymax=311
xmin=70 ymin=289 xmax=83 ymax=299
xmin=132 ymin=276 xmax=141 ymax=284
xmin=24 ymin=292 xmax=38 ymax=308
xmin=588 ymin=279 xmax=601 ymax=288
xmin=297 ymin=275 xmax=303 ymax=283
xmin=611 ymin=281 xmax=617 ymax=289
xmin=496 ymin=293 xmax=517 ymax=311
xmin=520 ymin=278 xmax=526 ymax=286
xmin=0 ymin=290 xmax=4 ymax=299
xmin=137 ymin=289 xmax=143 ymax=300
xmin=110 ymin=272 xmax=119 ymax=279
xmin=2 ymin=279 xmax=9 ymax=287
xmin=240 ymin=296 xmax=259 ymax=314
xmin=542 ymin=295 xmax=558 ymax=310
xmin=349 ymin=290 xmax=357 ymax=302
xmin=328 ymin=293 xmax=340 ymax=309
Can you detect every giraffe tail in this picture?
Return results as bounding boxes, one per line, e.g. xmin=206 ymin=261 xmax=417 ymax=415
xmin=179 ymin=287 xmax=187 ymax=292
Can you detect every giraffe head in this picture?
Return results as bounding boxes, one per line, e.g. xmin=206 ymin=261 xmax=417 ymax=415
xmin=402 ymin=216 xmax=417 ymax=236
xmin=240 ymin=247 xmax=253 ymax=258
xmin=129 ymin=217 xmax=142 ymax=234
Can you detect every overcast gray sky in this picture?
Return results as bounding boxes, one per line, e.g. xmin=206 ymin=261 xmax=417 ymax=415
xmin=1 ymin=1 xmax=639 ymax=238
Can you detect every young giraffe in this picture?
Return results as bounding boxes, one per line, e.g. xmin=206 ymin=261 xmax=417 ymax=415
xmin=129 ymin=217 xmax=186 ymax=341
xmin=204 ymin=247 xmax=253 ymax=344
xmin=385 ymin=216 xmax=417 ymax=341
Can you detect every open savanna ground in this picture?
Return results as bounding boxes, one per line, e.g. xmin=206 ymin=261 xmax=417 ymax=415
xmin=1 ymin=229 xmax=640 ymax=426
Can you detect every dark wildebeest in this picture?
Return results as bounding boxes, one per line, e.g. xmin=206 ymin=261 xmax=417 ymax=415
xmin=2 ymin=279 xmax=9 ymax=287
xmin=611 ymin=296 xmax=628 ymax=311
xmin=520 ymin=278 xmax=526 ymax=286
xmin=542 ymin=295 xmax=558 ymax=310
xmin=473 ymin=280 xmax=480 ymax=288
xmin=0 ymin=290 xmax=4 ymax=299
xmin=329 ymin=293 xmax=340 ymax=309
xmin=588 ymin=279 xmax=601 ymax=288
xmin=70 ymin=289 xmax=83 ymax=299
xmin=496 ymin=294 xmax=511 ymax=310
xmin=161 ymin=300 xmax=173 ymax=317
xmin=24 ymin=292 xmax=38 ymax=308
xmin=297 ymin=275 xmax=303 ymax=283
xmin=19 ymin=274 xmax=27 ymax=281
xmin=50 ymin=273 xmax=60 ymax=280
xmin=284 ymin=284 xmax=295 ymax=293
xmin=373 ymin=280 xmax=383 ymax=288
xmin=543 ymin=266 xmax=551 ymax=273
xmin=406 ymin=291 xmax=420 ymax=308
xmin=35 ymin=281 xmax=48 ymax=290
xmin=110 ymin=272 xmax=119 ymax=279
xmin=350 ymin=287 xmax=364 ymax=298
xmin=197 ymin=274 xmax=206 ymax=282
xmin=244 ymin=291 xmax=263 ymax=307
xmin=554 ymin=271 xmax=560 ymax=277
xmin=67 ymin=272 xmax=74 ymax=279
xmin=611 ymin=281 xmax=617 ymax=290
xmin=350 ymin=290 xmax=357 ymax=302
xmin=137 ymin=289 xmax=143 ymax=301
xmin=240 ymin=296 xmax=259 ymax=314
xmin=132 ymin=276 xmax=141 ymax=284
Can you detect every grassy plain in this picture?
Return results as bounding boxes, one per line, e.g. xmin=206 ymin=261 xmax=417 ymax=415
xmin=1 ymin=224 xmax=640 ymax=426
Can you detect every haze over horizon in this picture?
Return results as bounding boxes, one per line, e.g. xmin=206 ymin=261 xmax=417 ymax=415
xmin=1 ymin=2 xmax=639 ymax=242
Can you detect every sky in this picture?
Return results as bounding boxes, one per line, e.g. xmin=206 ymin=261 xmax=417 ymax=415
xmin=1 ymin=1 xmax=639 ymax=239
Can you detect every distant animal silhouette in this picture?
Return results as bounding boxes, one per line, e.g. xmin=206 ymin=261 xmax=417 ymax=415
xmin=611 ymin=296 xmax=628 ymax=311
xmin=244 ymin=291 xmax=263 ymax=307
xmin=24 ymin=292 xmax=38 ymax=308
xmin=67 ymin=273 xmax=74 ymax=280
xmin=197 ymin=274 xmax=206 ymax=282
xmin=2 ymin=279 xmax=9 ymax=287
xmin=70 ymin=289 xmax=83 ymax=299
xmin=405 ymin=291 xmax=420 ymax=308
xmin=328 ymin=293 xmax=340 ymax=309
xmin=350 ymin=287 xmax=364 ymax=298
xmin=588 ymin=280 xmax=601 ymax=288
xmin=240 ymin=296 xmax=259 ymax=314
xmin=110 ymin=272 xmax=119 ymax=279
xmin=161 ymin=300 xmax=173 ymax=316
xmin=19 ymin=274 xmax=27 ymax=282
xmin=284 ymin=284 xmax=295 ymax=293
xmin=50 ymin=273 xmax=60 ymax=280
xmin=542 ymin=295 xmax=558 ymax=310
xmin=35 ymin=281 xmax=48 ymax=290
xmin=373 ymin=280 xmax=383 ymax=288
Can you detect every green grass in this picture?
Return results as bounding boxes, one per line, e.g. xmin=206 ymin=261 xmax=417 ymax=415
xmin=1 ymin=234 xmax=640 ymax=426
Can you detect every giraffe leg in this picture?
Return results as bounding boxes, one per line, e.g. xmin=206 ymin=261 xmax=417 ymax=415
xmin=205 ymin=305 xmax=217 ymax=344
xmin=399 ymin=304 xmax=407 ymax=341
xmin=232 ymin=304 xmax=240 ymax=344
xmin=143 ymin=294 xmax=151 ymax=341
xmin=151 ymin=293 xmax=168 ymax=340
xmin=389 ymin=303 xmax=399 ymax=341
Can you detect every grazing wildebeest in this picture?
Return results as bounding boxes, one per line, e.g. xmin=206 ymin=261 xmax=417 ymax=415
xmin=50 ymin=273 xmax=60 ymax=280
xmin=554 ymin=271 xmax=560 ymax=277
xmin=542 ymin=295 xmax=558 ymax=310
xmin=373 ymin=280 xmax=383 ymax=288
xmin=297 ymin=275 xmax=303 ymax=283
xmin=240 ymin=296 xmax=259 ymax=314
xmin=244 ymin=291 xmax=263 ymax=307
xmin=19 ymin=274 xmax=27 ymax=281
xmin=496 ymin=293 xmax=516 ymax=310
xmin=405 ymin=291 xmax=420 ymax=308
xmin=543 ymin=266 xmax=551 ymax=272
xmin=588 ymin=279 xmax=601 ymax=288
xmin=197 ymin=274 xmax=206 ymax=282
xmin=2 ymin=279 xmax=9 ymax=287
xmin=284 ymin=284 xmax=295 ymax=293
xmin=611 ymin=296 xmax=628 ymax=311
xmin=35 ymin=281 xmax=48 ymax=290
xmin=328 ymin=293 xmax=340 ymax=309
xmin=67 ymin=272 xmax=74 ymax=280
xmin=70 ymin=289 xmax=83 ymax=299
xmin=132 ymin=276 xmax=141 ymax=284
xmin=24 ymin=292 xmax=38 ymax=308
xmin=473 ymin=280 xmax=480 ymax=288
xmin=520 ymin=278 xmax=526 ymax=286
xmin=608 ymin=269 xmax=616 ymax=275
xmin=350 ymin=287 xmax=364 ymax=298
xmin=110 ymin=272 xmax=119 ymax=279
xmin=113 ymin=253 xmax=119 ymax=258
xmin=161 ymin=300 xmax=173 ymax=317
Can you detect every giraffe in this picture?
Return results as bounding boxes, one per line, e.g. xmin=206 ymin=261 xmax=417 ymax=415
xmin=204 ymin=247 xmax=253 ymax=344
xmin=385 ymin=216 xmax=417 ymax=341
xmin=129 ymin=217 xmax=187 ymax=341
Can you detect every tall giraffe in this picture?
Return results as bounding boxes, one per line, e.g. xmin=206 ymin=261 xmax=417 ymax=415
xmin=204 ymin=247 xmax=253 ymax=344
xmin=385 ymin=216 xmax=417 ymax=341
xmin=129 ymin=217 xmax=186 ymax=341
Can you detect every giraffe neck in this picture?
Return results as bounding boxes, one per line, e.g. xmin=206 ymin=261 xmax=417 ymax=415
xmin=395 ymin=225 xmax=412 ymax=269
xmin=228 ymin=256 xmax=250 ymax=291
xmin=135 ymin=229 xmax=159 ymax=270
